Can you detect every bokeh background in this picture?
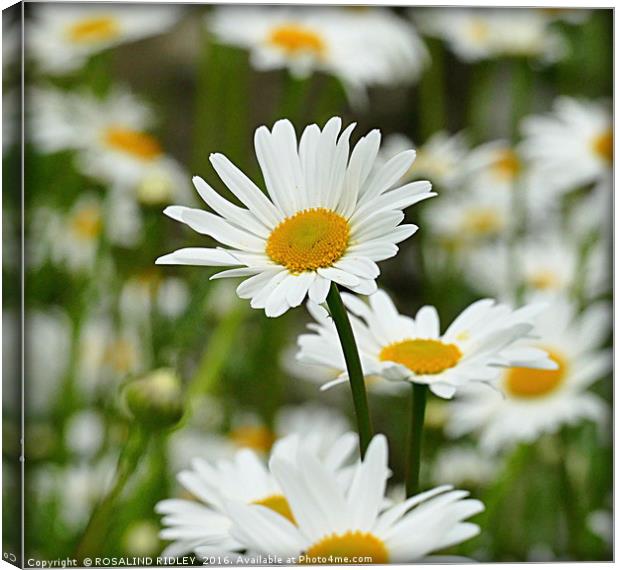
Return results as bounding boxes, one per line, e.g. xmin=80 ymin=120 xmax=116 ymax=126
xmin=3 ymin=3 xmax=613 ymax=564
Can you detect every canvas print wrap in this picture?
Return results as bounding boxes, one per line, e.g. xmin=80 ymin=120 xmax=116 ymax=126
xmin=2 ymin=2 xmax=613 ymax=566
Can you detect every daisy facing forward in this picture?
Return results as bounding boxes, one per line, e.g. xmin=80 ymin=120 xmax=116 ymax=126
xmin=223 ymin=434 xmax=484 ymax=563
xmin=27 ymin=3 xmax=183 ymax=75
xmin=157 ymin=117 xmax=435 ymax=317
xmin=297 ymin=289 xmax=554 ymax=399
xmin=208 ymin=6 xmax=429 ymax=105
xmin=446 ymin=297 xmax=611 ymax=453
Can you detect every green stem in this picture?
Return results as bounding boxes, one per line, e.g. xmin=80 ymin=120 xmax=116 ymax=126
xmin=325 ymin=283 xmax=373 ymax=456
xmin=418 ymin=39 xmax=446 ymax=139
xmin=74 ymin=427 xmax=150 ymax=560
xmin=558 ymin=430 xmax=583 ymax=559
xmin=405 ymin=383 xmax=427 ymax=496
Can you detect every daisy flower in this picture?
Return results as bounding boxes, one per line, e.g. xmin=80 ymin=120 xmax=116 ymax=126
xmin=520 ymin=96 xmax=612 ymax=196
xmin=30 ymin=86 xmax=189 ymax=205
xmin=156 ymin=430 xmax=357 ymax=556
xmin=413 ymin=8 xmax=567 ymax=63
xmin=224 ymin=434 xmax=484 ymax=563
xmin=156 ymin=117 xmax=435 ymax=317
xmin=297 ymin=289 xmax=554 ymax=399
xmin=380 ymin=131 xmax=470 ymax=190
xmin=26 ymin=3 xmax=183 ymax=74
xmin=446 ymin=297 xmax=611 ymax=453
xmin=464 ymin=140 xmax=523 ymax=191
xmin=208 ymin=6 xmax=429 ymax=105
xmin=432 ymin=446 xmax=497 ymax=489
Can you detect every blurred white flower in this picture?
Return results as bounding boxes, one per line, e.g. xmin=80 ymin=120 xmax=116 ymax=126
xmin=157 ymin=428 xmax=357 ymax=556
xmin=464 ymin=140 xmax=523 ymax=191
xmin=432 ymin=446 xmax=497 ymax=488
xmin=157 ymin=117 xmax=434 ymax=317
xmin=297 ymin=289 xmax=554 ymax=399
xmin=381 ymin=131 xmax=470 ymax=190
xmin=27 ymin=3 xmax=182 ymax=74
xmin=587 ymin=509 xmax=612 ymax=546
xmin=65 ymin=409 xmax=105 ymax=457
xmin=222 ymin=435 xmax=483 ymax=562
xmin=29 ymin=86 xmax=190 ymax=205
xmin=123 ymin=520 xmax=162 ymax=557
xmin=446 ymin=297 xmax=611 ymax=453
xmin=413 ymin=8 xmax=567 ymax=63
xmin=30 ymin=194 xmax=104 ymax=273
xmin=520 ymin=97 xmax=612 ymax=196
xmin=208 ymin=6 xmax=429 ymax=105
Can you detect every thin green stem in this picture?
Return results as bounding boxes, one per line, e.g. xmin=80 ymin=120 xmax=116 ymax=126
xmin=405 ymin=383 xmax=427 ymax=496
xmin=325 ymin=283 xmax=373 ymax=456
xmin=74 ymin=427 xmax=150 ymax=560
xmin=418 ymin=39 xmax=446 ymax=139
xmin=558 ymin=429 xmax=583 ymax=559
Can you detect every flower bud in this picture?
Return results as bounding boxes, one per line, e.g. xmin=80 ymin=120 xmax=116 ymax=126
xmin=122 ymin=368 xmax=184 ymax=430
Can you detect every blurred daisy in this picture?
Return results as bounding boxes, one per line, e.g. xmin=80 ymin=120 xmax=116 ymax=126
xmin=413 ymin=8 xmax=567 ymax=63
xmin=464 ymin=140 xmax=523 ymax=191
xmin=432 ymin=446 xmax=497 ymax=488
xmin=27 ymin=3 xmax=182 ymax=74
xmin=520 ymin=97 xmax=612 ymax=196
xmin=464 ymin=236 xmax=609 ymax=300
xmin=446 ymin=298 xmax=611 ymax=452
xmin=297 ymin=289 xmax=554 ymax=399
xmin=30 ymin=86 xmax=189 ymax=205
xmin=157 ymin=117 xmax=435 ymax=317
xmin=208 ymin=6 xmax=428 ymax=105
xmin=225 ymin=435 xmax=483 ymax=562
xmin=157 ymin=429 xmax=357 ymax=556
xmin=29 ymin=194 xmax=104 ymax=273
xmin=381 ymin=131 xmax=470 ymax=190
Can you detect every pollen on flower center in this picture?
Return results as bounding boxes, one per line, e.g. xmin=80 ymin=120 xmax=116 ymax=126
xmin=67 ymin=16 xmax=120 ymax=43
xmin=505 ymin=348 xmax=567 ymax=398
xmin=252 ymin=494 xmax=296 ymax=524
xmin=266 ymin=208 xmax=350 ymax=273
xmin=303 ymin=531 xmax=388 ymax=564
xmin=592 ymin=129 xmax=613 ymax=164
xmin=267 ymin=24 xmax=326 ymax=56
xmin=229 ymin=425 xmax=276 ymax=453
xmin=493 ymin=149 xmax=521 ymax=180
xmin=71 ymin=206 xmax=102 ymax=240
xmin=104 ymin=127 xmax=163 ymax=161
xmin=528 ymin=270 xmax=560 ymax=290
xmin=380 ymin=339 xmax=462 ymax=375
xmin=463 ymin=209 xmax=503 ymax=236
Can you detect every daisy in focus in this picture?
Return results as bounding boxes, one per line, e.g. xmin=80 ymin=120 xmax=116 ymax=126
xmin=380 ymin=131 xmax=470 ymax=190
xmin=208 ymin=6 xmax=429 ymax=105
xmin=296 ymin=289 xmax=554 ymax=399
xmin=27 ymin=3 xmax=183 ymax=74
xmin=156 ymin=429 xmax=358 ymax=557
xmin=157 ymin=117 xmax=435 ymax=317
xmin=446 ymin=298 xmax=611 ymax=453
xmin=30 ymin=86 xmax=189 ymax=206
xmin=413 ymin=8 xmax=567 ymax=63
xmin=223 ymin=434 xmax=483 ymax=563
xmin=520 ymin=97 xmax=612 ymax=196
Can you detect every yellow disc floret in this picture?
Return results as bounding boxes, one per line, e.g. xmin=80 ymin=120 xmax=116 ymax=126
xmin=252 ymin=494 xmax=296 ymax=524
xmin=267 ymin=24 xmax=326 ymax=56
xmin=229 ymin=425 xmax=276 ymax=453
xmin=266 ymin=208 xmax=349 ymax=273
xmin=592 ymin=129 xmax=613 ymax=164
xmin=380 ymin=339 xmax=462 ymax=375
xmin=463 ymin=208 xmax=503 ymax=236
xmin=71 ymin=205 xmax=102 ymax=240
xmin=303 ymin=531 xmax=389 ymax=564
xmin=104 ymin=127 xmax=163 ymax=161
xmin=505 ymin=348 xmax=567 ymax=398
xmin=493 ymin=149 xmax=522 ymax=180
xmin=67 ymin=16 xmax=120 ymax=43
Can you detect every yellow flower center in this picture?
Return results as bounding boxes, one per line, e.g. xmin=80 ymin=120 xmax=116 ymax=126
xmin=592 ymin=129 xmax=613 ymax=164
xmin=103 ymin=339 xmax=137 ymax=374
xmin=528 ymin=270 xmax=560 ymax=291
xmin=267 ymin=24 xmax=326 ymax=56
xmin=493 ymin=149 xmax=521 ymax=180
xmin=252 ymin=494 xmax=296 ymax=524
xmin=468 ymin=20 xmax=490 ymax=43
xmin=229 ymin=425 xmax=276 ymax=453
xmin=71 ymin=205 xmax=102 ymax=240
xmin=304 ymin=531 xmax=388 ymax=564
xmin=379 ymin=339 xmax=462 ymax=375
xmin=104 ymin=127 xmax=163 ymax=161
xmin=463 ymin=209 xmax=503 ymax=236
xmin=505 ymin=348 xmax=568 ymax=398
xmin=266 ymin=208 xmax=349 ymax=273
xmin=67 ymin=16 xmax=120 ymax=43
